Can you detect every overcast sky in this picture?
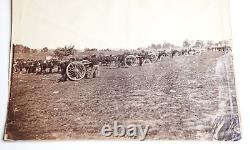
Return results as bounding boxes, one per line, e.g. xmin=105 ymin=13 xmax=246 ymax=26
xmin=12 ymin=0 xmax=232 ymax=49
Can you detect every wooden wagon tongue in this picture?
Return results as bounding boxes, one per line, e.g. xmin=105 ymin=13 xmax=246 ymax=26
xmin=82 ymin=60 xmax=92 ymax=64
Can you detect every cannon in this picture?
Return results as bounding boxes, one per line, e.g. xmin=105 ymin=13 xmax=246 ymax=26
xmin=66 ymin=60 xmax=93 ymax=81
xmin=123 ymin=53 xmax=158 ymax=66
xmin=124 ymin=55 xmax=138 ymax=67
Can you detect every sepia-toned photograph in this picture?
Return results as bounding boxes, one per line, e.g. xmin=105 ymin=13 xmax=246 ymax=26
xmin=4 ymin=0 xmax=241 ymax=141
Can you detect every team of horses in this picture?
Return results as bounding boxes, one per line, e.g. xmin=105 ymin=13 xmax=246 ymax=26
xmin=13 ymin=59 xmax=61 ymax=74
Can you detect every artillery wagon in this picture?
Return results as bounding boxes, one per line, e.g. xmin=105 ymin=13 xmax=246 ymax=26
xmin=123 ymin=52 xmax=158 ymax=67
xmin=66 ymin=60 xmax=96 ymax=81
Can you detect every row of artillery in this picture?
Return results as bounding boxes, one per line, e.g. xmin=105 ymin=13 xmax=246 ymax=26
xmin=13 ymin=47 xmax=225 ymax=76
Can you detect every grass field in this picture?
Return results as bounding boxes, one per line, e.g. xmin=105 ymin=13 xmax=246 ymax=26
xmin=5 ymin=51 xmax=239 ymax=140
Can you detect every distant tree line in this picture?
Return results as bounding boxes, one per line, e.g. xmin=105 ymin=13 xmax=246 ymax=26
xmin=13 ymin=39 xmax=231 ymax=55
xmin=182 ymin=39 xmax=231 ymax=49
xmin=13 ymin=44 xmax=32 ymax=53
xmin=84 ymin=48 xmax=98 ymax=51
xmin=144 ymin=39 xmax=231 ymax=50
xmin=13 ymin=44 xmax=50 ymax=53
xmin=146 ymin=42 xmax=175 ymax=50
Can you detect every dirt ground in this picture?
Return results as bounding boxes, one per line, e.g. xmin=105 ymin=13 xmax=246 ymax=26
xmin=4 ymin=51 xmax=239 ymax=140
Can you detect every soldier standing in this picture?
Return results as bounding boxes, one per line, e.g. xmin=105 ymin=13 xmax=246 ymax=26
xmin=89 ymin=55 xmax=100 ymax=78
xmin=138 ymin=54 xmax=143 ymax=66
xmin=58 ymin=61 xmax=68 ymax=82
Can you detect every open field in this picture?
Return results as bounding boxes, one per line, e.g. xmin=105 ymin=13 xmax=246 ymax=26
xmin=5 ymin=51 xmax=239 ymax=140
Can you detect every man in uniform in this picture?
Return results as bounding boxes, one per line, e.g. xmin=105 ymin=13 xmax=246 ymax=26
xmin=58 ymin=60 xmax=69 ymax=82
xmin=89 ymin=55 xmax=100 ymax=78
xmin=58 ymin=57 xmax=78 ymax=82
xmin=138 ymin=53 xmax=143 ymax=66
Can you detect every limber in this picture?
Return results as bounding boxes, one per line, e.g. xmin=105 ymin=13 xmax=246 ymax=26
xmin=101 ymin=121 xmax=150 ymax=141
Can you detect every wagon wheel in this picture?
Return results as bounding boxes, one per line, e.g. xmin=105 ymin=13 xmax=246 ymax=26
xmin=150 ymin=54 xmax=157 ymax=62
xmin=143 ymin=58 xmax=151 ymax=64
xmin=177 ymin=51 xmax=182 ymax=56
xmin=125 ymin=55 xmax=137 ymax=67
xmin=159 ymin=55 xmax=166 ymax=61
xmin=66 ymin=61 xmax=86 ymax=81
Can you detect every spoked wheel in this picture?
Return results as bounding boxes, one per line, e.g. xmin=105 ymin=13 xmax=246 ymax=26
xmin=159 ymin=55 xmax=166 ymax=61
xmin=125 ymin=55 xmax=137 ymax=67
xmin=149 ymin=54 xmax=157 ymax=62
xmin=143 ymin=58 xmax=151 ymax=64
xmin=66 ymin=61 xmax=86 ymax=81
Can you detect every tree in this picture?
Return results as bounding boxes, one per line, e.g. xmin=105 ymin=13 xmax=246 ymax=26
xmin=162 ymin=42 xmax=173 ymax=49
xmin=150 ymin=44 xmax=157 ymax=49
xmin=194 ymin=40 xmax=204 ymax=48
xmin=84 ymin=48 xmax=97 ymax=51
xmin=156 ymin=44 xmax=162 ymax=49
xmin=183 ymin=39 xmax=191 ymax=48
xmin=31 ymin=49 xmax=38 ymax=53
xmin=23 ymin=46 xmax=31 ymax=53
xmin=206 ymin=40 xmax=214 ymax=48
xmin=218 ymin=40 xmax=231 ymax=47
xmin=54 ymin=45 xmax=76 ymax=60
xmin=41 ymin=47 xmax=49 ymax=53
xmin=13 ymin=44 xmax=29 ymax=53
